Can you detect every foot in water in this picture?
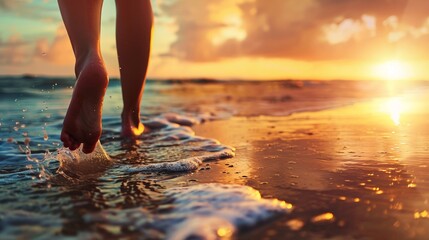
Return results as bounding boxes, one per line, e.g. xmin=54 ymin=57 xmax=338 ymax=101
xmin=61 ymin=54 xmax=109 ymax=154
xmin=121 ymin=111 xmax=145 ymax=138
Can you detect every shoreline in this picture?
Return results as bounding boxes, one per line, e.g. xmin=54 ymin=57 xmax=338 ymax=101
xmin=162 ymin=94 xmax=429 ymax=239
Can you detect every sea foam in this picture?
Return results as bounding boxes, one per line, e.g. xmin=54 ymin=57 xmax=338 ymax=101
xmin=85 ymin=183 xmax=292 ymax=239
xmin=55 ymin=113 xmax=235 ymax=178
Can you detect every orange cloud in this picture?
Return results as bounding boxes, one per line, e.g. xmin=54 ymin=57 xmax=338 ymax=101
xmin=35 ymin=24 xmax=74 ymax=65
xmin=161 ymin=0 xmax=429 ymax=62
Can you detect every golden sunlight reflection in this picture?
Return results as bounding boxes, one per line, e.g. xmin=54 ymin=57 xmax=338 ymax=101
xmin=378 ymin=97 xmax=414 ymax=126
xmin=386 ymin=97 xmax=403 ymax=126
xmin=374 ymin=60 xmax=411 ymax=81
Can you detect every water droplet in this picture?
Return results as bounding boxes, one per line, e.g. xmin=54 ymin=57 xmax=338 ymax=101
xmin=43 ymin=130 xmax=49 ymax=141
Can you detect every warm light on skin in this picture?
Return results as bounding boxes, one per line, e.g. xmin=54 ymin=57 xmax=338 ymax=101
xmin=374 ymin=60 xmax=411 ymax=81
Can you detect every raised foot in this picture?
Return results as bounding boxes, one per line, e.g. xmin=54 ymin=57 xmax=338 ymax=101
xmin=61 ymin=58 xmax=109 ymax=154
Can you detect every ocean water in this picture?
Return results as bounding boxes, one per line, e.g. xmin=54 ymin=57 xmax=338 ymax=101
xmin=0 ymin=76 xmax=297 ymax=239
xmin=0 ymin=76 xmax=428 ymax=239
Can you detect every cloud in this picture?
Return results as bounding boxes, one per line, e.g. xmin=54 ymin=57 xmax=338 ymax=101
xmin=35 ymin=24 xmax=74 ymax=65
xmin=0 ymin=34 xmax=33 ymax=64
xmin=160 ymin=0 xmax=235 ymax=61
xmin=0 ymin=24 xmax=74 ymax=66
xmin=161 ymin=0 xmax=429 ymax=61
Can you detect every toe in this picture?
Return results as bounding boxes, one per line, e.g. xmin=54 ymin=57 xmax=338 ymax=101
xmin=82 ymin=141 xmax=97 ymax=154
xmin=69 ymin=142 xmax=81 ymax=151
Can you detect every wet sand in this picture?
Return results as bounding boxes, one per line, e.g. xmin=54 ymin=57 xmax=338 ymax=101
xmin=164 ymin=94 xmax=429 ymax=239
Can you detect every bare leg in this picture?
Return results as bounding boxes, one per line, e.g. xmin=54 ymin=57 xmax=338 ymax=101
xmin=115 ymin=0 xmax=153 ymax=137
xmin=58 ymin=0 xmax=109 ymax=153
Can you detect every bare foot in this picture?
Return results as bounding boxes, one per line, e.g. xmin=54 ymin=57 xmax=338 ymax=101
xmin=61 ymin=55 xmax=108 ymax=153
xmin=121 ymin=111 xmax=145 ymax=138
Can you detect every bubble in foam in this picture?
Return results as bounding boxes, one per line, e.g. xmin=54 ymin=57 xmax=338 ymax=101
xmin=57 ymin=141 xmax=112 ymax=179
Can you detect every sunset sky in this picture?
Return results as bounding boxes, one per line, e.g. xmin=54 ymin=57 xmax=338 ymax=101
xmin=2 ymin=0 xmax=429 ymax=80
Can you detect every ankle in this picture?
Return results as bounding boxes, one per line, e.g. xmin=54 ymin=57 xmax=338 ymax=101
xmin=74 ymin=50 xmax=103 ymax=76
xmin=121 ymin=110 xmax=141 ymax=124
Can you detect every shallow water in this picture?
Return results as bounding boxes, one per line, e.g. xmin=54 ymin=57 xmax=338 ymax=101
xmin=0 ymin=76 xmax=428 ymax=239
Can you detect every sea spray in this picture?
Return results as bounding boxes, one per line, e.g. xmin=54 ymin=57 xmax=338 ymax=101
xmin=56 ymin=141 xmax=112 ymax=180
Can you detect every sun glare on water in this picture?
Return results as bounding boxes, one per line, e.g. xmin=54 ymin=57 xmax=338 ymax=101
xmin=374 ymin=60 xmax=411 ymax=81
xmin=386 ymin=97 xmax=403 ymax=126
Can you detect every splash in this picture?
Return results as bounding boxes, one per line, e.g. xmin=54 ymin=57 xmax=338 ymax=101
xmin=56 ymin=141 xmax=112 ymax=180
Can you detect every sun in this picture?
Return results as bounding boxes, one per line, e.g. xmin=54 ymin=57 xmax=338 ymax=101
xmin=374 ymin=60 xmax=411 ymax=81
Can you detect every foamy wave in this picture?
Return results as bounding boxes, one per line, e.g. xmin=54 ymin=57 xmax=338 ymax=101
xmin=85 ymin=183 xmax=292 ymax=239
xmin=126 ymin=149 xmax=235 ymax=173
xmin=55 ymin=113 xmax=235 ymax=179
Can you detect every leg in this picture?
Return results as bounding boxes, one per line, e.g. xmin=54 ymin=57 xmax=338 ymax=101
xmin=115 ymin=0 xmax=153 ymax=137
xmin=58 ymin=0 xmax=109 ymax=153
